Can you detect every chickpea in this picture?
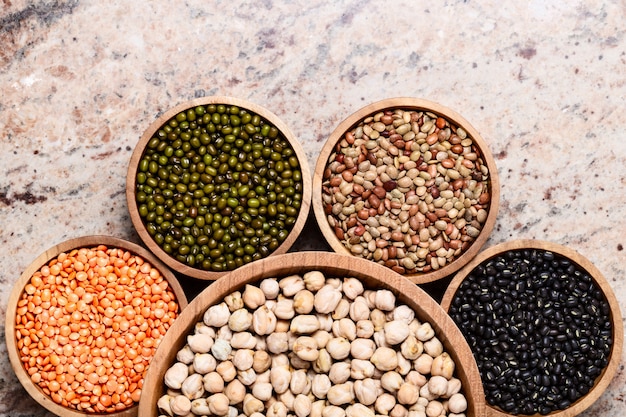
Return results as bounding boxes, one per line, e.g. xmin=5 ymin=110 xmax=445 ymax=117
xmin=157 ymin=271 xmax=468 ymax=417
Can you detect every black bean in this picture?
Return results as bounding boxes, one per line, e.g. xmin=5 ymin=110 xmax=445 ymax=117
xmin=449 ymin=249 xmax=613 ymax=414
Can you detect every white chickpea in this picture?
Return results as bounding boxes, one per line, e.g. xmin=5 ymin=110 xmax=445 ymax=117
xmin=203 ymin=302 xmax=230 ymax=327
xmin=293 ymin=289 xmax=315 ymax=314
xmin=329 ymin=360 xmax=351 ymax=384
xmin=353 ymin=378 xmax=379 ymax=405
xmin=169 ymin=395 xmax=191 ymax=416
xmin=181 ymin=373 xmax=204 ymax=400
xmin=279 ymin=274 xmax=305 ymax=296
xmin=187 ymin=333 xmax=214 ymax=354
xmin=302 ymin=270 xmax=325 ymax=292
xmin=207 ymin=393 xmax=230 ymax=416
xmin=326 ymin=381 xmax=355 ymax=406
xmin=260 ymin=278 xmax=280 ymax=299
xmin=293 ymin=394 xmax=312 ymax=417
xmin=342 ymin=277 xmax=364 ymax=300
xmin=176 ymin=345 xmax=195 ymax=365
xmin=164 ymin=362 xmax=189 ymax=390
xmin=242 ymin=284 xmax=266 ymax=309
xmin=252 ymin=305 xmax=277 ymax=335
xmin=224 ymin=291 xmax=243 ymax=312
xmin=350 ymin=358 xmax=375 ymax=380
xmin=370 ymin=346 xmax=398 ymax=371
xmin=211 ymin=338 xmax=232 ymax=361
xmin=447 ymin=392 xmax=468 ymax=414
xmin=228 ymin=308 xmax=253 ymax=332
xmin=160 ymin=271 xmax=466 ymax=417
xmin=202 ymin=371 xmax=224 ymax=393
xmin=314 ymin=284 xmax=343 ymax=314
xmin=431 ymin=352 xmax=455 ymax=379
xmin=349 ymin=297 xmax=371 ymax=321
xmin=290 ymin=314 xmax=321 ymax=334
xmin=384 ymin=320 xmax=411 ymax=345
xmin=230 ymin=331 xmax=257 ymax=349
xmin=332 ymin=298 xmax=351 ymax=320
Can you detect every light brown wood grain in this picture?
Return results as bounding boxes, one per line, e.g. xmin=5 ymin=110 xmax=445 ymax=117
xmin=5 ymin=235 xmax=188 ymax=417
xmin=441 ymin=239 xmax=624 ymax=417
xmin=126 ymin=96 xmax=312 ymax=280
xmin=312 ymin=97 xmax=500 ymax=284
xmin=138 ymin=251 xmax=487 ymax=417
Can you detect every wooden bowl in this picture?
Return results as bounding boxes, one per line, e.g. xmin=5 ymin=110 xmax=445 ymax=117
xmin=5 ymin=235 xmax=188 ymax=417
xmin=313 ymin=97 xmax=499 ymax=284
xmin=127 ymin=96 xmax=312 ymax=280
xmin=441 ymin=240 xmax=623 ymax=417
xmin=138 ymin=251 xmax=487 ymax=417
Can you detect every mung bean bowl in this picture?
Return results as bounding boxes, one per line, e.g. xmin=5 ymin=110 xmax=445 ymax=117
xmin=313 ymin=98 xmax=499 ymax=285
xmin=138 ymin=251 xmax=487 ymax=417
xmin=127 ymin=96 xmax=312 ymax=280
xmin=441 ymin=240 xmax=623 ymax=417
xmin=5 ymin=235 xmax=188 ymax=417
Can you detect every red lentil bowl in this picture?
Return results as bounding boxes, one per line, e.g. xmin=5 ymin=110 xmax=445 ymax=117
xmin=5 ymin=235 xmax=188 ymax=417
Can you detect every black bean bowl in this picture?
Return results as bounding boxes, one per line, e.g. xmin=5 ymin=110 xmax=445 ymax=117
xmin=441 ymin=239 xmax=623 ymax=417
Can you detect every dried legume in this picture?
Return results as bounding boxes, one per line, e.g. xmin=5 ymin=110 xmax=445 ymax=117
xmin=158 ymin=271 xmax=467 ymax=417
xmin=322 ymin=109 xmax=491 ymax=275
xmin=135 ymin=104 xmax=304 ymax=272
xmin=15 ymin=245 xmax=180 ymax=413
xmin=448 ymin=249 xmax=613 ymax=415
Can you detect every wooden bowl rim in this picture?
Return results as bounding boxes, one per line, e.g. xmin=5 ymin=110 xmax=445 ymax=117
xmin=138 ymin=250 xmax=487 ymax=417
xmin=126 ymin=95 xmax=312 ymax=280
xmin=440 ymin=239 xmax=624 ymax=417
xmin=5 ymin=235 xmax=188 ymax=417
xmin=312 ymin=97 xmax=500 ymax=284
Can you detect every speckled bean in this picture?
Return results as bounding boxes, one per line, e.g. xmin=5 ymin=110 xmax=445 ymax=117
xmin=322 ymin=108 xmax=492 ymax=275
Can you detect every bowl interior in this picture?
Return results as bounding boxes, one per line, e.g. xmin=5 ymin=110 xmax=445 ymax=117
xmin=5 ymin=235 xmax=188 ymax=417
xmin=139 ymin=251 xmax=486 ymax=417
xmin=441 ymin=240 xmax=623 ymax=417
xmin=127 ymin=96 xmax=312 ymax=280
xmin=313 ymin=97 xmax=500 ymax=284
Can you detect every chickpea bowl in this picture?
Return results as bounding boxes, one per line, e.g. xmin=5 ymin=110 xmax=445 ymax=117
xmin=127 ymin=96 xmax=312 ymax=280
xmin=313 ymin=98 xmax=499 ymax=284
xmin=441 ymin=240 xmax=623 ymax=417
xmin=138 ymin=251 xmax=486 ymax=417
xmin=5 ymin=235 xmax=188 ymax=417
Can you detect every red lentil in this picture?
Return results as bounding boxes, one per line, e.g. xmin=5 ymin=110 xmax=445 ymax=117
xmin=15 ymin=245 xmax=180 ymax=413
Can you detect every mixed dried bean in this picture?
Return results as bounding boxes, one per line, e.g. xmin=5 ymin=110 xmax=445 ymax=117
xmin=322 ymin=108 xmax=491 ymax=275
xmin=14 ymin=245 xmax=180 ymax=413
xmin=159 ymin=271 xmax=468 ymax=417
xmin=448 ymin=249 xmax=613 ymax=415
xmin=135 ymin=104 xmax=304 ymax=272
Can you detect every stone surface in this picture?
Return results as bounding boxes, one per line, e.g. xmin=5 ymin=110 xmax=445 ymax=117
xmin=1 ymin=1 xmax=625 ymax=416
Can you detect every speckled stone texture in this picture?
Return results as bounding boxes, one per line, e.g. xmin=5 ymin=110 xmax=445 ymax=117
xmin=1 ymin=1 xmax=625 ymax=416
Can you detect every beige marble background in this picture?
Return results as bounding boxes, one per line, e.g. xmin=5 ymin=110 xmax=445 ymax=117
xmin=1 ymin=0 xmax=625 ymax=416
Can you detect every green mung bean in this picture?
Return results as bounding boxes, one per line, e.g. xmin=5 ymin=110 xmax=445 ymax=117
xmin=136 ymin=104 xmax=303 ymax=272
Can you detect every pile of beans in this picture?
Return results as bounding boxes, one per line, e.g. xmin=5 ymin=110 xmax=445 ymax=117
xmin=321 ymin=108 xmax=491 ymax=275
xmin=14 ymin=245 xmax=180 ymax=413
xmin=158 ymin=271 xmax=468 ymax=417
xmin=447 ymin=249 xmax=613 ymax=415
xmin=135 ymin=104 xmax=304 ymax=272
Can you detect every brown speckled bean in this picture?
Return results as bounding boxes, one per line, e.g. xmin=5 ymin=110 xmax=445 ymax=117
xmin=322 ymin=108 xmax=491 ymax=275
